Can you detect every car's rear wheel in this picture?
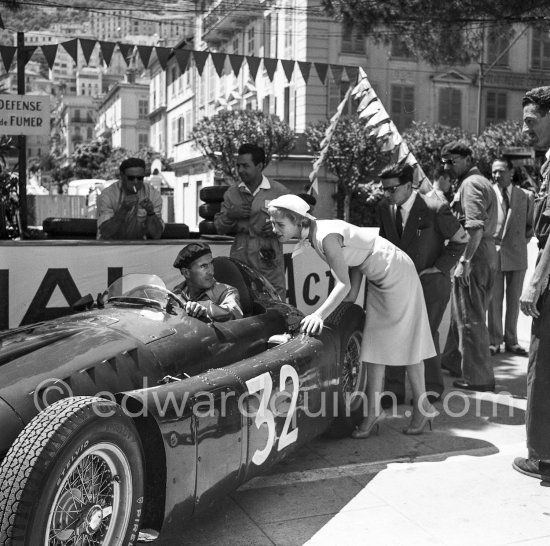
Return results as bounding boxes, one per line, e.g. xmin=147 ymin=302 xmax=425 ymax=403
xmin=0 ymin=397 xmax=144 ymax=546
xmin=324 ymin=303 xmax=367 ymax=438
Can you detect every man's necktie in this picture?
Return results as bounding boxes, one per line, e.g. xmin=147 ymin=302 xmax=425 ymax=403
xmin=501 ymin=187 xmax=510 ymax=214
xmin=395 ymin=205 xmax=403 ymax=238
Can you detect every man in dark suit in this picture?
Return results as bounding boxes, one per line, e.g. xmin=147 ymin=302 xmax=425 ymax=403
xmin=378 ymin=163 xmax=468 ymax=406
xmin=488 ymin=158 xmax=534 ymax=356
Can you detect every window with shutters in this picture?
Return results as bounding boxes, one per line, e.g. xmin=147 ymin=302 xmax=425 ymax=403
xmin=248 ymin=26 xmax=255 ymax=55
xmin=138 ymin=99 xmax=148 ymax=119
xmin=263 ymin=15 xmax=271 ymax=58
xmin=391 ymin=84 xmax=415 ymax=130
xmin=138 ymin=133 xmax=148 ymax=149
xmin=487 ymin=32 xmax=509 ymax=67
xmin=177 ymin=116 xmax=184 ymax=143
xmin=485 ymin=91 xmax=507 ymax=126
xmin=390 ymin=37 xmax=414 ymax=59
xmin=341 ymin=24 xmax=364 ymax=54
xmin=532 ymin=29 xmax=550 ymax=70
xmin=438 ymin=88 xmax=462 ymax=127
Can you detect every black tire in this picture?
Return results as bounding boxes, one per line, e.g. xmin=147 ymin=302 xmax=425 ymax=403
xmin=43 ymin=217 xmax=97 ymax=236
xmin=198 ymin=220 xmax=218 ymax=235
xmin=0 ymin=397 xmax=145 ymax=546
xmin=198 ymin=202 xmax=222 ymax=220
xmin=323 ymin=303 xmax=367 ymax=438
xmin=162 ymin=222 xmax=190 ymax=239
xmin=199 ymin=185 xmax=229 ymax=203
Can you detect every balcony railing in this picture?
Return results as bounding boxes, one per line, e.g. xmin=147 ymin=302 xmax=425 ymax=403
xmin=202 ymin=0 xmax=260 ymax=41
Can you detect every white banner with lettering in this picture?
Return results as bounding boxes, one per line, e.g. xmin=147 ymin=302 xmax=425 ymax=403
xmin=0 ymin=239 xmax=371 ymax=330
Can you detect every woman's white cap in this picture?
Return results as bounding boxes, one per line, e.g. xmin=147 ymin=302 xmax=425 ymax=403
xmin=269 ymin=194 xmax=316 ymax=220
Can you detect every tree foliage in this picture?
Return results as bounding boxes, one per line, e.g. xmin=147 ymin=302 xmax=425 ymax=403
xmin=322 ymin=0 xmax=550 ymax=65
xmin=402 ymin=120 xmax=529 ymax=180
xmin=305 ymin=116 xmax=391 ymax=221
xmin=191 ymin=109 xmax=296 ymax=183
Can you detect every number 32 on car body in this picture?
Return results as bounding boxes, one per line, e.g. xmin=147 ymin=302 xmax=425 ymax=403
xmin=245 ymin=364 xmax=300 ymax=465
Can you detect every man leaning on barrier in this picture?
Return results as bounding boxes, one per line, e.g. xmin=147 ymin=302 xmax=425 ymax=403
xmin=172 ymin=243 xmax=243 ymax=322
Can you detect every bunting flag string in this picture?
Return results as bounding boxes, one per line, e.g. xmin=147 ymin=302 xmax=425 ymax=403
xmin=353 ymin=67 xmax=431 ymax=191
xmin=308 ymin=67 xmax=432 ymax=197
xmin=210 ymin=52 xmax=226 ymax=77
xmin=308 ymin=83 xmax=354 ymax=195
xmin=0 ymin=37 xmax=365 ymax=90
xmin=137 ymin=45 xmax=153 ymax=69
xmin=117 ymin=42 xmax=134 ymax=66
xmin=79 ymin=39 xmax=96 ymax=66
xmin=228 ymin=53 xmax=244 ymax=76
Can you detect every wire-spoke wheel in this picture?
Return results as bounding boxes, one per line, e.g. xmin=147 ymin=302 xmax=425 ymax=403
xmin=324 ymin=303 xmax=367 ymax=438
xmin=0 ymin=397 xmax=144 ymax=546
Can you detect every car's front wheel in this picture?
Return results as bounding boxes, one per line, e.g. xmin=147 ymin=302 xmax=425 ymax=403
xmin=0 ymin=397 xmax=144 ymax=546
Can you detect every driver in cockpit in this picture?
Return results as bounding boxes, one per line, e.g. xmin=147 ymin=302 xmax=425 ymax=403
xmin=172 ymin=243 xmax=243 ymax=322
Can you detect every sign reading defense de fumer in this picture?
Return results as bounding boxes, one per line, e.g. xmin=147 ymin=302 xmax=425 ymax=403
xmin=0 ymin=94 xmax=49 ymax=135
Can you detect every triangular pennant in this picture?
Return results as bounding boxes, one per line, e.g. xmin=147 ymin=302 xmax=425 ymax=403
xmin=345 ymin=65 xmax=359 ymax=84
xmin=0 ymin=45 xmax=15 ymax=72
xmin=356 ymin=87 xmax=378 ymax=112
xmin=358 ymin=98 xmax=382 ymax=120
xmin=61 ymin=39 xmax=78 ymax=65
xmin=281 ymin=59 xmax=295 ymax=82
xmin=22 ymin=46 xmax=37 ymax=65
xmin=297 ymin=61 xmax=311 ymax=84
xmin=314 ymin=62 xmax=328 ymax=84
xmin=330 ymin=64 xmax=343 ymax=83
xmin=247 ymin=55 xmax=261 ymax=80
xmin=365 ymin=108 xmax=390 ymax=127
xmin=155 ymin=46 xmax=170 ymax=70
xmin=117 ymin=42 xmax=134 ymax=65
xmin=99 ymin=41 xmax=116 ymax=67
xmin=174 ymin=49 xmax=190 ymax=72
xmin=193 ymin=50 xmax=209 ymax=76
xmin=210 ymin=52 xmax=226 ymax=77
xmin=79 ymin=39 xmax=96 ymax=65
xmin=352 ymin=78 xmax=371 ymax=99
xmin=397 ymin=141 xmax=411 ymax=162
xmin=263 ymin=57 xmax=278 ymax=81
xmin=137 ymin=45 xmax=153 ymax=69
xmin=41 ymin=43 xmax=58 ymax=70
xmin=228 ymin=54 xmax=244 ymax=76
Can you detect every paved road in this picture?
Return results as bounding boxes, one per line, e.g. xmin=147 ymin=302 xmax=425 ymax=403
xmin=142 ymin=241 xmax=546 ymax=546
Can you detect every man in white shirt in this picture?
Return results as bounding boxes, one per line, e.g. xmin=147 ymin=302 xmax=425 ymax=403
xmin=488 ymin=158 xmax=534 ymax=356
xmin=214 ymin=143 xmax=288 ymax=299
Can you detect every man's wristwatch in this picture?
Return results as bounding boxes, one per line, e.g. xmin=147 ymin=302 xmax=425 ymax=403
xmin=459 ymin=256 xmax=470 ymax=264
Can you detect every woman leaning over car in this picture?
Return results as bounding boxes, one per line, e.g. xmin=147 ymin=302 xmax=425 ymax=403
xmin=268 ymin=194 xmax=438 ymax=439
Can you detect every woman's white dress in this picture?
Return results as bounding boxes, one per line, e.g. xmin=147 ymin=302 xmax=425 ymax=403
xmin=312 ymin=219 xmax=435 ymax=366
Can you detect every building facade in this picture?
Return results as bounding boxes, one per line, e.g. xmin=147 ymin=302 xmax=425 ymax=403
xmin=96 ymin=72 xmax=150 ymax=152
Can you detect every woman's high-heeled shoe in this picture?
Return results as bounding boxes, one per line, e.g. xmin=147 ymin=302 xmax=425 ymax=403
xmin=352 ymin=412 xmax=386 ymax=439
xmin=403 ymin=406 xmax=437 ymax=435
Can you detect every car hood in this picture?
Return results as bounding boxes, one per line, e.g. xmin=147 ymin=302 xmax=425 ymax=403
xmin=0 ymin=311 xmax=152 ymax=426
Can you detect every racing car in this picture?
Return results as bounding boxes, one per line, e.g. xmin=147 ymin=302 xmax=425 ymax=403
xmin=0 ymin=257 xmax=366 ymax=545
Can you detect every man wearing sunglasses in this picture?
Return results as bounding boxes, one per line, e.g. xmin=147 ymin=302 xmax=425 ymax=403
xmin=440 ymin=141 xmax=498 ymax=392
xmin=97 ymin=157 xmax=164 ymax=240
xmin=377 ymin=163 xmax=467 ymax=408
